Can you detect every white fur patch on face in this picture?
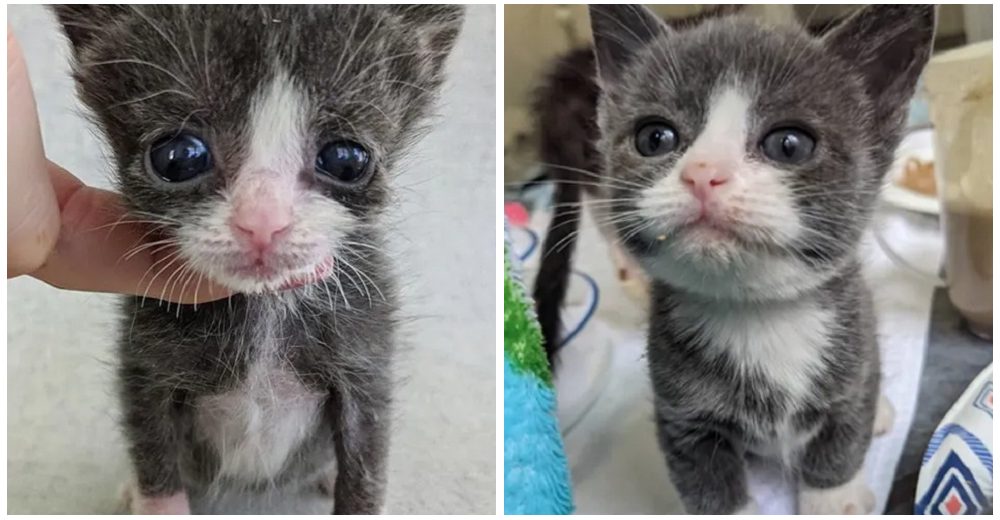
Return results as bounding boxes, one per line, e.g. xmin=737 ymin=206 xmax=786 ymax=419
xmin=245 ymin=70 xmax=309 ymax=178
xmin=687 ymin=88 xmax=751 ymax=162
xmin=670 ymin=295 xmax=833 ymax=404
xmin=176 ymin=69 xmax=358 ymax=293
xmin=634 ymin=86 xmax=809 ymax=299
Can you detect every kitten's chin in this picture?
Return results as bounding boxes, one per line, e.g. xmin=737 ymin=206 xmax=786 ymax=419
xmin=637 ymin=234 xmax=826 ymax=302
xmin=209 ymin=255 xmax=336 ymax=294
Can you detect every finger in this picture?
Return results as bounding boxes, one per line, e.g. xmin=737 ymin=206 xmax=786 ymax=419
xmin=7 ymin=26 xmax=61 ymax=277
xmin=32 ymin=161 xmax=232 ymax=304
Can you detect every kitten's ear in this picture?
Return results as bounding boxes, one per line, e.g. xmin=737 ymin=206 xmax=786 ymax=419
xmin=50 ymin=5 xmax=128 ymax=54
xmin=589 ymin=5 xmax=671 ymax=86
xmin=389 ymin=5 xmax=465 ymax=68
xmin=823 ymin=5 xmax=936 ymax=109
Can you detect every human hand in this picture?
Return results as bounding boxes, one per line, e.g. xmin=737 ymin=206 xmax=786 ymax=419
xmin=7 ymin=27 xmax=230 ymax=304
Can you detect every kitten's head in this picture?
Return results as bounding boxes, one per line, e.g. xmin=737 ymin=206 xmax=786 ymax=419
xmin=54 ymin=5 xmax=462 ymax=293
xmin=589 ymin=5 xmax=934 ymax=300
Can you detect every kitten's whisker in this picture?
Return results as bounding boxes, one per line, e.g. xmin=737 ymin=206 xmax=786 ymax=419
xmin=342 ymin=48 xmax=451 ymax=91
xmin=382 ymin=79 xmax=433 ymax=96
xmin=121 ymin=239 xmax=177 ymax=262
xmin=140 ymin=252 xmax=183 ymax=306
xmin=543 ymin=228 xmax=587 ymax=259
xmin=161 ymin=262 xmax=192 ymax=312
xmin=340 ymin=240 xmax=383 ymax=253
xmin=533 ymin=162 xmax=651 ymax=190
xmin=175 ymin=267 xmax=201 ymax=315
xmin=338 ymin=261 xmax=371 ymax=308
xmin=108 ymin=89 xmax=196 ymax=109
xmin=127 ymin=5 xmax=197 ymax=81
xmin=330 ymin=269 xmax=352 ymax=311
xmin=82 ymin=59 xmax=193 ymax=92
xmin=192 ymin=273 xmax=205 ymax=312
xmin=340 ymin=255 xmax=383 ymax=304
xmin=334 ymin=9 xmax=387 ymax=88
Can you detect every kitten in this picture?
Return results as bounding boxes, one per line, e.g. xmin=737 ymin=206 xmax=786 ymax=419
xmin=586 ymin=5 xmax=933 ymax=514
xmin=53 ymin=5 xmax=462 ymax=514
xmin=532 ymin=5 xmax=744 ymax=366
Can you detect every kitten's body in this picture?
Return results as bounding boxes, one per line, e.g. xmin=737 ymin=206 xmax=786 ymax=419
xmin=575 ymin=5 xmax=934 ymax=514
xmin=54 ymin=5 xmax=462 ymax=514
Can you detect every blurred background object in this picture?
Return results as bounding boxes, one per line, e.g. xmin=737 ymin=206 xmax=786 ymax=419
xmin=924 ymin=40 xmax=993 ymax=339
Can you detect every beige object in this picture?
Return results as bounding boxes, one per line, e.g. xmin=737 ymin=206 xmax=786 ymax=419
xmin=898 ymin=158 xmax=937 ymax=197
xmin=923 ymin=40 xmax=993 ymax=337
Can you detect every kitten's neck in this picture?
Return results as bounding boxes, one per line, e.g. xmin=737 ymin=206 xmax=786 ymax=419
xmin=653 ymin=253 xmax=861 ymax=306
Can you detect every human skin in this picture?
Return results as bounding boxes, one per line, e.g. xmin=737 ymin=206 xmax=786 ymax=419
xmin=7 ymin=27 xmax=229 ymax=304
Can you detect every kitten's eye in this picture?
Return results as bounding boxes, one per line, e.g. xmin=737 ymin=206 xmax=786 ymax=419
xmin=149 ymin=133 xmax=213 ymax=182
xmin=316 ymin=140 xmax=371 ymax=184
xmin=761 ymin=128 xmax=815 ymax=164
xmin=635 ymin=121 xmax=679 ymax=157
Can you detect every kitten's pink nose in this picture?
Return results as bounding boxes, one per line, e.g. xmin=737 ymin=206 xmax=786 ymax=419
xmin=230 ymin=206 xmax=292 ymax=253
xmin=681 ymin=161 xmax=730 ymax=200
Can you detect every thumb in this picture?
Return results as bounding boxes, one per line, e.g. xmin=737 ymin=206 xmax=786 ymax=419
xmin=7 ymin=25 xmax=61 ymax=277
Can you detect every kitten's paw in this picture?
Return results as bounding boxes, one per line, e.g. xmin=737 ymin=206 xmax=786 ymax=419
xmin=118 ymin=482 xmax=134 ymax=514
xmin=126 ymin=487 xmax=191 ymax=515
xmin=733 ymin=500 xmax=760 ymax=515
xmin=799 ymin=472 xmax=875 ymax=515
xmin=874 ymin=394 xmax=895 ymax=436
xmin=316 ymin=474 xmax=336 ymax=498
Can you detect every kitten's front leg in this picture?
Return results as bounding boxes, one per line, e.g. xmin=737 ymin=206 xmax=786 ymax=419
xmin=119 ymin=377 xmax=189 ymax=515
xmin=329 ymin=383 xmax=391 ymax=514
xmin=798 ymin=404 xmax=876 ymax=515
xmin=655 ymin=411 xmax=754 ymax=514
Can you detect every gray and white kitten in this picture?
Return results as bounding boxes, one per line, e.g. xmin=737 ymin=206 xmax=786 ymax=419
xmin=53 ymin=5 xmax=462 ymax=514
xmin=588 ymin=5 xmax=934 ymax=514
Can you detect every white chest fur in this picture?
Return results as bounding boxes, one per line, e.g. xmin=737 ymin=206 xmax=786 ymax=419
xmin=194 ymin=359 xmax=325 ymax=483
xmin=671 ymin=297 xmax=834 ymax=404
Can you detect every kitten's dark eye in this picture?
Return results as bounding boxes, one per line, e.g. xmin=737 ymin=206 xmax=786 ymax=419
xmin=316 ymin=140 xmax=371 ymax=184
xmin=761 ymin=128 xmax=815 ymax=164
xmin=635 ymin=121 xmax=679 ymax=157
xmin=149 ymin=133 xmax=213 ymax=182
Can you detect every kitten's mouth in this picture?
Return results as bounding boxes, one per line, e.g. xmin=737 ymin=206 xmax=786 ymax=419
xmin=225 ymin=255 xmax=335 ymax=292
xmin=680 ymin=216 xmax=739 ymax=241
xmin=278 ymin=256 xmax=335 ymax=290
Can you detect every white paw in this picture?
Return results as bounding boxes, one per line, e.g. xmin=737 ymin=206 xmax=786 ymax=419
xmin=733 ymin=500 xmax=760 ymax=515
xmin=800 ymin=472 xmax=875 ymax=515
xmin=873 ymin=395 xmax=895 ymax=436
xmin=118 ymin=482 xmax=134 ymax=514
xmin=126 ymin=486 xmax=191 ymax=515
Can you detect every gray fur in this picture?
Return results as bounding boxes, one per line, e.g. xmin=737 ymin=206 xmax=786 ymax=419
xmin=589 ymin=5 xmax=934 ymax=514
xmin=52 ymin=5 xmax=462 ymax=514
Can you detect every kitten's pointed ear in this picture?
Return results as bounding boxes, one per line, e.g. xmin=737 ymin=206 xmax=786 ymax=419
xmin=389 ymin=5 xmax=464 ymax=70
xmin=50 ymin=5 xmax=128 ymax=55
xmin=823 ymin=5 xmax=936 ymax=110
xmin=589 ymin=5 xmax=670 ymax=86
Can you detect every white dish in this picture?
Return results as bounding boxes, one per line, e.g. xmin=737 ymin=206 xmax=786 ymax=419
xmin=881 ymin=128 xmax=940 ymax=215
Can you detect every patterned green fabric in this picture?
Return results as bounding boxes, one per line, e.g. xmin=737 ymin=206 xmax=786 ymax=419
xmin=503 ymin=245 xmax=552 ymax=386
